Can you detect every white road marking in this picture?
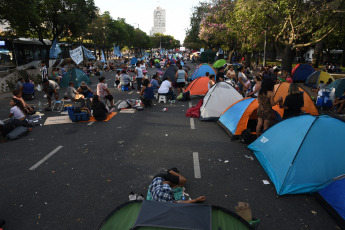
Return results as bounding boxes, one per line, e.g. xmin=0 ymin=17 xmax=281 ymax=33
xmin=193 ymin=152 xmax=201 ymax=178
xmin=189 ymin=102 xmax=192 ymax=108
xmin=128 ymin=91 xmax=133 ymax=94
xmin=29 ymin=146 xmax=63 ymax=170
xmin=190 ymin=118 xmax=195 ymax=130
xmin=87 ymin=121 xmax=95 ymax=126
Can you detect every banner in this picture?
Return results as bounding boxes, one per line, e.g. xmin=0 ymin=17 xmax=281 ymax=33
xmin=69 ymin=46 xmax=83 ymax=64
xmin=49 ymin=39 xmax=61 ymax=59
xmin=82 ymin=46 xmax=96 ymax=60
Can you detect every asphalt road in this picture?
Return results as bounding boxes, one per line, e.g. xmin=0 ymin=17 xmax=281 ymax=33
xmin=0 ymin=62 xmax=340 ymax=230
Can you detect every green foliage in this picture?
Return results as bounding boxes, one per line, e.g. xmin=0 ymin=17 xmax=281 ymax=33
xmin=150 ymin=33 xmax=180 ymax=49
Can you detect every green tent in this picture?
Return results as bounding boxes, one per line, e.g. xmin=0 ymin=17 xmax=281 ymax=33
xmin=60 ymin=69 xmax=92 ymax=88
xmin=99 ymin=200 xmax=256 ymax=230
xmin=200 ymin=49 xmax=216 ymax=63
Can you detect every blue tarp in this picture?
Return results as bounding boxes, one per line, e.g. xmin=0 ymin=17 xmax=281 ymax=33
xmin=49 ymin=39 xmax=61 ymax=59
xmin=191 ymin=64 xmax=216 ymax=80
xmin=318 ymin=177 xmax=345 ymax=228
xmin=248 ymin=115 xmax=345 ymax=195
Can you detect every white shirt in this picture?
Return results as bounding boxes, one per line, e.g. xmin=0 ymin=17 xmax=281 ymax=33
xmin=140 ymin=64 xmax=146 ymax=71
xmin=10 ymin=106 xmax=25 ymax=119
xmin=135 ymin=67 xmax=143 ymax=79
xmin=158 ymin=80 xmax=171 ymax=94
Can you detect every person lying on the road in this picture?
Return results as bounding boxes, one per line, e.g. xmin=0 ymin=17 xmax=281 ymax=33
xmin=149 ymin=168 xmax=206 ymax=203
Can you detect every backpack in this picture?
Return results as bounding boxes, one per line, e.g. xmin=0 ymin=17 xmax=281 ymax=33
xmin=181 ymin=91 xmax=190 ymax=101
xmin=240 ymin=129 xmax=254 ymax=144
xmin=6 ymin=126 xmax=29 ymax=140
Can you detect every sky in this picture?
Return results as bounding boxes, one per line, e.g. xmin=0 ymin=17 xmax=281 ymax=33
xmin=93 ymin=0 xmax=204 ymax=44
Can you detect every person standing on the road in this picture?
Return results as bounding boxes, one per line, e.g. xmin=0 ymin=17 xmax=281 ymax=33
xmin=42 ymin=78 xmax=59 ymax=108
xmin=175 ymin=65 xmax=187 ymax=94
xmin=97 ymin=76 xmax=115 ymax=107
xmin=135 ymin=62 xmax=144 ymax=93
xmin=41 ymin=61 xmax=48 ymax=80
xmin=149 ymin=168 xmax=206 ymax=203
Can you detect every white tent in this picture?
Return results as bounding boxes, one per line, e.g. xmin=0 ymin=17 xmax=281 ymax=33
xmin=200 ymin=82 xmax=243 ymax=120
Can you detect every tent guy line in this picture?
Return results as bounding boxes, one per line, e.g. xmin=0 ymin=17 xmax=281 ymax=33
xmin=193 ymin=152 xmax=201 ymax=179
xmin=29 ymin=146 xmax=64 ymax=171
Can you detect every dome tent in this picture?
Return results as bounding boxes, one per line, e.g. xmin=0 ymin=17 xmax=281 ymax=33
xmin=190 ymin=63 xmax=216 ymax=81
xmin=200 ymin=82 xmax=243 ymax=121
xmin=292 ymin=64 xmax=315 ymax=82
xmin=305 ymin=71 xmax=334 ymax=88
xmin=185 ymin=77 xmax=210 ymax=96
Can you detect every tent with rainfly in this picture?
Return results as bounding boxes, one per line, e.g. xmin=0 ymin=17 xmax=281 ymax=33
xmin=248 ymin=115 xmax=345 ymax=195
xmin=316 ymin=176 xmax=345 ymax=230
xmin=305 ymin=71 xmax=334 ymax=88
xmin=190 ymin=63 xmax=216 ymax=81
xmin=274 ymin=82 xmax=319 ymax=116
xmin=292 ymin=64 xmax=315 ymax=82
xmin=185 ymin=77 xmax=210 ymax=96
xmin=218 ymin=98 xmax=283 ymax=137
xmin=99 ymin=200 xmax=255 ymax=230
xmin=326 ymin=78 xmax=345 ymax=98
xmin=200 ymin=82 xmax=243 ymax=121
xmin=60 ymin=69 xmax=91 ymax=88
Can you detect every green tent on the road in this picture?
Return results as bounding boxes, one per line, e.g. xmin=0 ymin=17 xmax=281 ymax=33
xmin=213 ymin=59 xmax=227 ymax=68
xmin=99 ymin=200 xmax=257 ymax=230
xmin=60 ymin=69 xmax=92 ymax=88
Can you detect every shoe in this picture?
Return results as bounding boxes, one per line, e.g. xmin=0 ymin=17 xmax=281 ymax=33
xmin=136 ymin=194 xmax=144 ymax=201
xmin=129 ymin=192 xmax=137 ymax=201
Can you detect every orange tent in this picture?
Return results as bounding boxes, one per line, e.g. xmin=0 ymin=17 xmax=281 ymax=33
xmin=219 ymin=98 xmax=283 ymax=136
xmin=185 ymin=77 xmax=210 ymax=96
xmin=274 ymin=82 xmax=318 ymax=116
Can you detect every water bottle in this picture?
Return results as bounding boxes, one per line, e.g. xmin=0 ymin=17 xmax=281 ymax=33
xmin=182 ymin=196 xmax=185 ymax=201
xmin=38 ymin=101 xmax=43 ymax=112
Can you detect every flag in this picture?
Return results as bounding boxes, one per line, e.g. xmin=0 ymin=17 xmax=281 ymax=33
xmin=49 ymin=38 xmax=61 ymax=59
xmin=101 ymin=50 xmax=106 ymax=63
xmin=82 ymin=46 xmax=96 ymax=60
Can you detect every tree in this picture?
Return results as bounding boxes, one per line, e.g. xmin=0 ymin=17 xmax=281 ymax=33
xmin=234 ymin=0 xmax=345 ymax=72
xmin=150 ymin=33 xmax=180 ymax=49
xmin=184 ymin=2 xmax=209 ymax=50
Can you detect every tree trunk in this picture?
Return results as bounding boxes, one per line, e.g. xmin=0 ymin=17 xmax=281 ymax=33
xmin=228 ymin=50 xmax=234 ymax=63
xmin=282 ymin=46 xmax=294 ymax=73
xmin=312 ymin=41 xmax=322 ymax=68
xmin=245 ymin=52 xmax=251 ymax=67
xmin=342 ymin=43 xmax=345 ymax=67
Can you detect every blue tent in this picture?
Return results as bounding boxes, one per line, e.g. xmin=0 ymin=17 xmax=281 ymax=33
xmin=317 ymin=176 xmax=345 ymax=229
xmin=130 ymin=57 xmax=138 ymax=65
xmin=292 ymin=64 xmax=315 ymax=82
xmin=60 ymin=69 xmax=91 ymax=88
xmin=191 ymin=64 xmax=216 ymax=80
xmin=326 ymin=78 xmax=345 ymax=98
xmin=248 ymin=115 xmax=345 ymax=195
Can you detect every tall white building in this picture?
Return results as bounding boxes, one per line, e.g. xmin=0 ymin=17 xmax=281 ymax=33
xmin=150 ymin=6 xmax=166 ymax=36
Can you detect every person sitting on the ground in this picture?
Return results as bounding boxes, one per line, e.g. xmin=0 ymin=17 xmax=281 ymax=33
xmin=326 ymin=78 xmax=333 ymax=86
xmin=15 ymin=78 xmax=24 ymax=91
xmin=140 ymin=79 xmax=154 ymax=108
xmin=51 ymin=68 xmax=62 ymax=83
xmin=12 ymin=90 xmax=34 ymax=115
xmin=150 ymin=74 xmax=160 ymax=93
xmin=216 ymin=67 xmax=225 ymax=82
xmin=149 ymin=168 xmax=206 ymax=203
xmin=118 ymin=70 xmax=132 ymax=89
xmin=331 ymin=89 xmax=345 ymax=114
xmin=66 ymin=81 xmax=84 ymax=101
xmin=158 ymin=77 xmax=176 ymax=100
xmin=248 ymin=75 xmax=262 ymax=98
xmin=226 ymin=65 xmax=237 ymax=83
xmin=42 ymin=78 xmax=59 ymax=108
xmin=97 ymin=76 xmax=115 ymax=107
xmin=22 ymin=78 xmax=35 ymax=101
xmin=8 ymin=98 xmax=28 ymax=126
xmin=78 ymin=81 xmax=93 ymax=98
xmin=91 ymin=95 xmax=114 ymax=121
xmin=208 ymin=74 xmax=216 ymax=89
xmin=114 ymin=70 xmax=121 ymax=87
xmin=282 ymin=83 xmax=304 ymax=119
